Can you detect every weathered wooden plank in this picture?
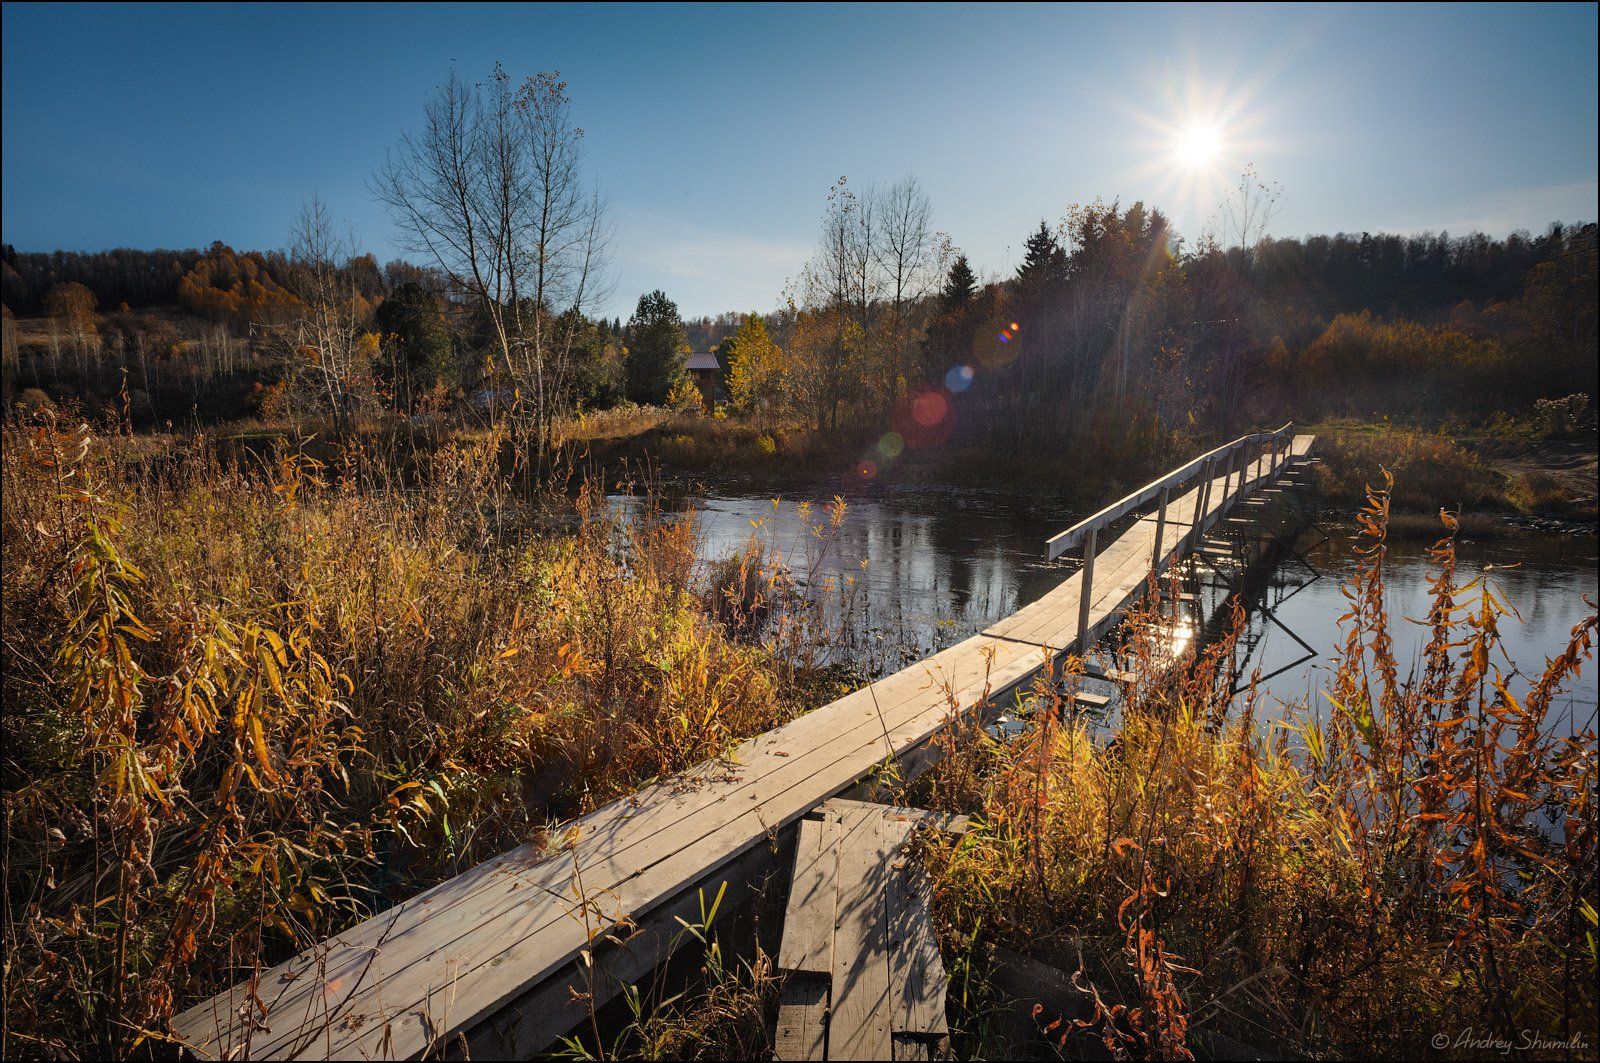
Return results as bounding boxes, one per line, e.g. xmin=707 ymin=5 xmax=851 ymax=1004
xmin=828 ymin=808 xmax=897 ymax=1060
xmin=779 ymin=817 xmax=842 ymax=977
xmin=775 ymin=814 xmax=842 ymax=1061
xmin=821 ymin=798 xmax=971 ymax=837
xmin=775 ymin=975 xmax=831 ymax=1062
xmin=887 ymin=839 xmax=948 ymax=1042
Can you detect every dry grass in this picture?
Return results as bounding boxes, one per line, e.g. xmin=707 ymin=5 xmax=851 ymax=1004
xmin=910 ymin=478 xmax=1598 ymax=1059
xmin=0 ymin=419 xmax=815 ymax=1058
xmin=1315 ymin=424 xmax=1510 ymax=512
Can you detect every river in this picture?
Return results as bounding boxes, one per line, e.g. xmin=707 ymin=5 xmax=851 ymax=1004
xmin=611 ymin=484 xmax=1598 ymax=731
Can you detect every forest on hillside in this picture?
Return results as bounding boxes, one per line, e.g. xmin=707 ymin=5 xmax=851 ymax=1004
xmin=3 ymin=69 xmax=1594 ymax=474
xmin=5 ymin=203 xmax=1594 ymax=450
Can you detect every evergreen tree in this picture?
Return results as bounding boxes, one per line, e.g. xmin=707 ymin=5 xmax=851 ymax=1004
xmin=1015 ymin=220 xmax=1067 ymax=288
xmin=624 ymin=289 xmax=688 ymax=406
xmin=940 ymin=254 xmax=977 ymax=311
xmin=373 ymin=282 xmax=451 ymax=412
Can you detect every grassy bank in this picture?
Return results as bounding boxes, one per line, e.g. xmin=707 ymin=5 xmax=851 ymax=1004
xmin=0 ymin=420 xmax=846 ymax=1058
xmin=909 ymin=490 xmax=1598 ymax=1058
xmin=1311 ymin=420 xmax=1599 ymax=532
xmin=559 ymin=405 xmax=1202 ymax=508
xmin=570 ymin=411 xmax=1600 ymax=530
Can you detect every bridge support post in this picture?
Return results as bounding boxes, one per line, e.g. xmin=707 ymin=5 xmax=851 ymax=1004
xmin=1196 ymin=458 xmax=1214 ymax=538
xmin=1151 ymin=485 xmax=1170 ymax=571
xmin=1076 ymin=527 xmax=1097 ymax=651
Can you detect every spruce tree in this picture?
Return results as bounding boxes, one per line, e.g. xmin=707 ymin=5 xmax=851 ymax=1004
xmin=940 ymin=254 xmax=977 ymax=311
xmin=624 ymin=289 xmax=688 ymax=406
xmin=373 ymin=282 xmax=451 ymax=412
xmin=1015 ymin=220 xmax=1066 ymax=288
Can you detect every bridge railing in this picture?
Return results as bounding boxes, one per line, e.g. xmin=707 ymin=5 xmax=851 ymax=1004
xmin=1045 ymin=424 xmax=1296 ymax=649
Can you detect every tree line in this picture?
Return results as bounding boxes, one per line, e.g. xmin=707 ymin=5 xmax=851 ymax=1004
xmin=4 ymin=64 xmax=1594 ymax=459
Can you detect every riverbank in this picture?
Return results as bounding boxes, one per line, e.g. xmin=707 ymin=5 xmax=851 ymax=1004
xmin=104 ymin=407 xmax=1600 ymax=550
xmin=0 ymin=421 xmax=846 ymax=1058
xmin=579 ymin=412 xmax=1599 ymax=541
xmin=1307 ymin=420 xmax=1597 ymax=538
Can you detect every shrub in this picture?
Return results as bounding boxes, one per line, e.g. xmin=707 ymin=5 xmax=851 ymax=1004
xmin=917 ymin=482 xmax=1598 ymax=1058
xmin=1316 ymin=425 xmax=1509 ymax=512
xmin=14 ymin=386 xmax=55 ymax=418
xmin=0 ymin=424 xmax=805 ymax=1057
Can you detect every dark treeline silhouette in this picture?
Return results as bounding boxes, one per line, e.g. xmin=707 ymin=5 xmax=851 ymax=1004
xmin=1234 ymin=226 xmax=1584 ymax=317
xmin=3 ymin=245 xmax=207 ymax=313
xmin=915 ymin=208 xmax=1595 ymax=463
xmin=3 ymin=201 xmax=1595 ymax=458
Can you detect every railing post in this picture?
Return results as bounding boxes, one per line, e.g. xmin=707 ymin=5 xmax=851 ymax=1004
xmin=1222 ymin=449 xmax=1236 ymax=512
xmin=1076 ymin=526 xmax=1097 ymax=651
xmin=1151 ymin=484 xmax=1170 ymax=571
xmin=1196 ymin=457 xmax=1214 ymax=536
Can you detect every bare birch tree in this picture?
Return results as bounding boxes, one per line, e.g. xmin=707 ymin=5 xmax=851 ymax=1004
xmin=871 ymin=175 xmax=941 ymax=395
xmin=800 ymin=177 xmax=875 ymax=430
xmin=373 ymin=65 xmax=611 ymax=458
xmin=281 ymin=196 xmax=371 ymax=431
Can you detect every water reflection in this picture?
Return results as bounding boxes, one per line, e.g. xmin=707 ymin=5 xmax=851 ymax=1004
xmin=610 ymin=487 xmax=1599 ymax=728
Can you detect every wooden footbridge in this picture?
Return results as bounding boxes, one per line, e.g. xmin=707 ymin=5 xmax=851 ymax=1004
xmin=174 ymin=427 xmax=1316 ymax=1061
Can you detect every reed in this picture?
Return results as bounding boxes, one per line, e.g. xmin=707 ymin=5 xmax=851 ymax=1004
xmin=915 ymin=473 xmax=1597 ymax=1058
xmin=0 ymin=419 xmax=818 ymax=1058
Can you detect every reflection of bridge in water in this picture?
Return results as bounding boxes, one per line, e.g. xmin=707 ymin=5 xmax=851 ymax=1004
xmin=176 ymin=428 xmax=1317 ymax=1061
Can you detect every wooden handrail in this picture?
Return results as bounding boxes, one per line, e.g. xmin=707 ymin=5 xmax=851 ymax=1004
xmin=1045 ymin=424 xmax=1292 ymax=561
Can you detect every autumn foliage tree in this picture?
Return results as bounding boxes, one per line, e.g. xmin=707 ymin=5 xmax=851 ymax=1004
xmin=723 ymin=313 xmax=784 ymax=417
xmin=175 ymin=242 xmax=299 ymax=331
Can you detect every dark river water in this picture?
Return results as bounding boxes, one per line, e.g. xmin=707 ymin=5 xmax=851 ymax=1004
xmin=610 ymin=486 xmax=1599 ymax=731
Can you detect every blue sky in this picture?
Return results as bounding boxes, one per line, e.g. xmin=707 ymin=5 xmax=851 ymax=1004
xmin=3 ymin=3 xmax=1596 ymax=319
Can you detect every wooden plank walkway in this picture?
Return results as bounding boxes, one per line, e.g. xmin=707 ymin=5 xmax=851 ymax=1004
xmin=773 ymin=800 xmax=963 ymax=1062
xmin=173 ymin=431 xmax=1314 ymax=1061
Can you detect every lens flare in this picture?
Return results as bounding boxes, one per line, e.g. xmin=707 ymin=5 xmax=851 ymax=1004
xmin=944 ymin=364 xmax=974 ymax=393
xmin=857 ymin=459 xmax=878 ymax=480
xmin=911 ymin=391 xmax=948 ymax=428
xmin=878 ymin=431 xmax=904 ymax=458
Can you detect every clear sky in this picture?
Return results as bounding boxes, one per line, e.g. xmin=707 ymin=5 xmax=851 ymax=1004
xmin=3 ymin=2 xmax=1596 ymax=319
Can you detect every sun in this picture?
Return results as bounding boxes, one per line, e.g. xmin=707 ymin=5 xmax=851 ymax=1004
xmin=1174 ymin=122 xmax=1223 ymax=170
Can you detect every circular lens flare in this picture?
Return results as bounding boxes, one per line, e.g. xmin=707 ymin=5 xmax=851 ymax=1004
xmin=944 ymin=364 xmax=974 ymax=393
xmin=911 ymin=391 xmax=948 ymax=428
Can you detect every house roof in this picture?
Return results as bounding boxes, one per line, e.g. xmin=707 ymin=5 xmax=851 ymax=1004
xmin=686 ymin=351 xmax=720 ymax=371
